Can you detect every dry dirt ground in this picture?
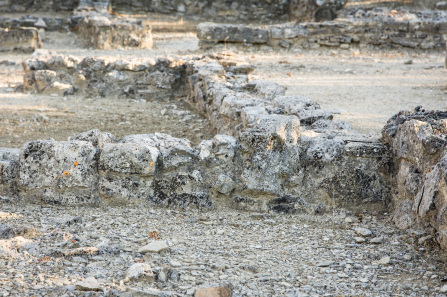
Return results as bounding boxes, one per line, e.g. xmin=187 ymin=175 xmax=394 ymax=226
xmin=0 ymin=32 xmax=446 ymax=149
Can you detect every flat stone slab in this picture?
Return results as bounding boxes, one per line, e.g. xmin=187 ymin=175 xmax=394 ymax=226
xmin=75 ymin=277 xmax=102 ymax=291
xmin=138 ymin=241 xmax=170 ymax=254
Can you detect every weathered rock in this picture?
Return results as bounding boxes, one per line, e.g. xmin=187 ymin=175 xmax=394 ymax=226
xmin=0 ymin=28 xmax=41 ymax=53
xmin=194 ymin=284 xmax=233 ymax=297
xmin=75 ymin=277 xmax=102 ymax=291
xmin=77 ymin=15 xmax=153 ymax=50
xmin=127 ymin=263 xmax=154 ymax=281
xmin=138 ymin=241 xmax=170 ymax=254
xmin=18 ymin=139 xmax=99 ymax=205
xmin=0 ymin=223 xmax=38 ymax=239
xmin=197 ymin=23 xmax=269 ymax=44
xmin=69 ymin=129 xmax=116 ymax=148
xmin=382 ymin=107 xmax=447 ymax=249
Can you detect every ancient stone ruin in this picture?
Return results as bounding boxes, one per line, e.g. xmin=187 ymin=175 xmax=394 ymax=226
xmin=1 ymin=0 xmax=447 ymax=296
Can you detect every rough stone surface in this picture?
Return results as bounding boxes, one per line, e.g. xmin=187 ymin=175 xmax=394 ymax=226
xmin=138 ymin=241 xmax=171 ymax=254
xmin=75 ymin=276 xmax=102 ymax=291
xmin=194 ymin=284 xmax=233 ymax=297
xmin=18 ymin=139 xmax=100 ymax=205
xmin=15 ymin=55 xmax=392 ymax=212
xmin=382 ymin=107 xmax=447 ymax=248
xmin=0 ymin=28 xmax=41 ymax=53
xmin=197 ymin=15 xmax=447 ymax=51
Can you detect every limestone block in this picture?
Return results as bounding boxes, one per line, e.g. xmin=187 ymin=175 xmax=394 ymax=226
xmin=18 ymin=140 xmax=99 ymax=204
xmin=98 ymin=142 xmax=159 ymax=203
xmin=69 ymin=129 xmax=116 ymax=149
xmin=0 ymin=28 xmax=41 ymax=53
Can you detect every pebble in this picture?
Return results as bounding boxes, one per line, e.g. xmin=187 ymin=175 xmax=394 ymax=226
xmin=354 ymin=237 xmax=366 ymax=243
xmin=377 ymin=256 xmax=391 ymax=265
xmin=354 ymin=227 xmax=373 ymax=237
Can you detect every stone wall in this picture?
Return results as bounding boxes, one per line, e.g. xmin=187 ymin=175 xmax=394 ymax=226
xmin=197 ymin=19 xmax=447 ymax=51
xmin=0 ymin=0 xmax=79 ymax=12
xmin=0 ymin=28 xmax=41 ymax=53
xmin=0 ymin=53 xmax=391 ymax=213
xmin=111 ymin=0 xmax=290 ymax=23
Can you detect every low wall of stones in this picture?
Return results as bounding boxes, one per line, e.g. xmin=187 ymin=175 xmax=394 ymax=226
xmin=1 ymin=53 xmax=391 ymax=215
xmin=382 ymin=108 xmax=447 ymax=249
xmin=197 ymin=19 xmax=447 ymax=51
xmin=0 ymin=27 xmax=41 ymax=53
xmin=5 ymin=52 xmax=447 ymax=249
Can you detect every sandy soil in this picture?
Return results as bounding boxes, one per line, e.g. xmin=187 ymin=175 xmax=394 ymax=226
xmin=0 ymin=32 xmax=446 ymax=149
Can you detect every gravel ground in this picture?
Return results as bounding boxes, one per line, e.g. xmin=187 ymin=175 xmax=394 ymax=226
xmin=1 ymin=203 xmax=447 ymax=297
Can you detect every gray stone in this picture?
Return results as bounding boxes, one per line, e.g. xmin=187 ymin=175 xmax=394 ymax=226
xmin=75 ymin=277 xmax=102 ymax=291
xmin=138 ymin=241 xmax=170 ymax=254
xmin=127 ymin=263 xmax=154 ymax=281
xmin=0 ymin=28 xmax=41 ymax=53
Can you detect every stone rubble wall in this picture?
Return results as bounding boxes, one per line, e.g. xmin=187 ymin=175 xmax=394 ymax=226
xmin=0 ymin=54 xmax=391 ymax=214
xmin=197 ymin=19 xmax=447 ymax=51
xmin=0 ymin=27 xmax=41 ymax=53
xmin=71 ymin=0 xmax=153 ymax=49
xmin=381 ymin=107 xmax=447 ymax=249
xmin=0 ymin=0 xmax=79 ymax=13
xmin=0 ymin=0 xmax=347 ymax=23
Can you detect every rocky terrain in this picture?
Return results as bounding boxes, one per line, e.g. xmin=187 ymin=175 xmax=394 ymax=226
xmin=2 ymin=203 xmax=447 ymax=297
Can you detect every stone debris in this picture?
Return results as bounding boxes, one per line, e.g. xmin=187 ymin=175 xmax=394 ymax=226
xmin=75 ymin=276 xmax=102 ymax=291
xmin=194 ymin=284 xmax=233 ymax=297
xmin=138 ymin=241 xmax=171 ymax=254
xmin=0 ymin=27 xmax=41 ymax=53
xmin=354 ymin=227 xmax=373 ymax=237
xmin=0 ymin=203 xmax=444 ymax=296
xmin=127 ymin=263 xmax=154 ymax=281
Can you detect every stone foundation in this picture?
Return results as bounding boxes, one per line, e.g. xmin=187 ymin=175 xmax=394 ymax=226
xmin=0 ymin=53 xmax=392 ymax=214
xmin=0 ymin=27 xmax=41 ymax=53
xmin=198 ymin=18 xmax=447 ymax=51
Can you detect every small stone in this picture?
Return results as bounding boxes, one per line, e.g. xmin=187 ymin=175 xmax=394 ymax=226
xmin=345 ymin=217 xmax=354 ymax=223
xmin=126 ymin=263 xmax=154 ymax=280
xmin=170 ymin=260 xmax=182 ymax=267
xmin=404 ymin=60 xmax=413 ymax=65
xmin=370 ymin=237 xmax=383 ymax=244
xmin=138 ymin=241 xmax=170 ymax=254
xmin=340 ymin=44 xmax=350 ymax=50
xmin=34 ymin=18 xmax=47 ymax=28
xmin=354 ymin=237 xmax=366 ymax=243
xmin=377 ymin=256 xmax=390 ymax=265
xmin=354 ymin=227 xmax=372 ymax=237
xmin=194 ymin=285 xmax=232 ymax=297
xmin=75 ymin=277 xmax=102 ymax=291
xmin=403 ymin=254 xmax=412 ymax=261
xmin=441 ymin=284 xmax=447 ymax=293
xmin=316 ymin=261 xmax=333 ymax=267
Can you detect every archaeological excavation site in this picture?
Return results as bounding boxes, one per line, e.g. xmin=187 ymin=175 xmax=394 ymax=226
xmin=0 ymin=0 xmax=447 ymax=296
